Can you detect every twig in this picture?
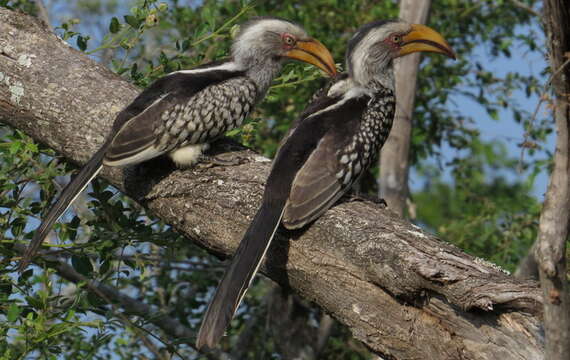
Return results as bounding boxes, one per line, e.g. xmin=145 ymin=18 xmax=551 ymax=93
xmin=518 ymin=57 xmax=570 ymax=171
xmin=507 ymin=0 xmax=541 ymax=18
xmin=190 ymin=4 xmax=254 ymax=47
xmin=518 ymin=93 xmax=547 ymax=172
xmin=547 ymin=57 xmax=570 ymax=89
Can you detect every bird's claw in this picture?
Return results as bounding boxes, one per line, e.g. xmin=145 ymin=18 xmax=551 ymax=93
xmin=197 ymin=154 xmax=247 ymax=168
xmin=343 ymin=193 xmax=388 ymax=207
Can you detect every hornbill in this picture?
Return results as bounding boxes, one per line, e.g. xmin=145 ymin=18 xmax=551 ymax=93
xmin=196 ymin=20 xmax=455 ymax=350
xmin=19 ymin=17 xmax=336 ymax=270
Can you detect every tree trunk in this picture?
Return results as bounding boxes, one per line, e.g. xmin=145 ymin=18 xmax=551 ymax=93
xmin=378 ymin=0 xmax=431 ymax=217
xmin=515 ymin=243 xmax=539 ymax=280
xmin=0 ymin=8 xmax=546 ymax=359
xmin=535 ymin=1 xmax=570 ymax=359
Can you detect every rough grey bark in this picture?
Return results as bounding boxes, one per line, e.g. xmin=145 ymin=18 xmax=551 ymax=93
xmin=0 ymin=8 xmax=546 ymax=359
xmin=535 ymin=1 xmax=570 ymax=358
xmin=378 ymin=0 xmax=431 ymax=216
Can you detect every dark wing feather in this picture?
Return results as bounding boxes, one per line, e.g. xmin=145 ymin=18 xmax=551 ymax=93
xmin=104 ymin=93 xmax=176 ymax=164
xmin=281 ymin=92 xmax=370 ymax=229
xmin=282 ymin=134 xmax=346 ymax=229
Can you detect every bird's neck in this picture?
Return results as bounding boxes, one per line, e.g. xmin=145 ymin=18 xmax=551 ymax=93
xmin=352 ymin=58 xmax=395 ymax=92
xmin=236 ymin=58 xmax=283 ymax=99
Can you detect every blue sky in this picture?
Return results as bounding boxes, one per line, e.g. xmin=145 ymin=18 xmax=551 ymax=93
xmin=410 ymin=22 xmax=551 ymax=200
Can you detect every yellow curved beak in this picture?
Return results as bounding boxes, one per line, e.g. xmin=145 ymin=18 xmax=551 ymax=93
xmin=399 ymin=24 xmax=456 ymax=59
xmin=284 ymin=38 xmax=337 ymax=77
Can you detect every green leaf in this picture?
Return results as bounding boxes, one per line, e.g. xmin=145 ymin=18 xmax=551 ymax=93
xmin=0 ymin=281 xmax=12 ymax=296
xmin=65 ymin=309 xmax=76 ymax=321
xmin=124 ymin=15 xmax=140 ymax=29
xmin=20 ymin=269 xmax=33 ymax=282
xmin=181 ymin=39 xmax=191 ymax=52
xmin=9 ymin=141 xmax=22 ymax=155
xmin=10 ymin=218 xmax=25 ymax=236
xmin=124 ymin=259 xmax=136 ymax=269
xmin=488 ymin=108 xmax=499 ymax=121
xmin=25 ymin=295 xmax=43 ymax=310
xmin=158 ymin=51 xmax=168 ymax=65
xmin=76 ymin=35 xmax=89 ymax=51
xmin=109 ymin=17 xmax=120 ymax=33
xmin=130 ymin=62 xmax=139 ymax=79
xmin=71 ymin=255 xmax=93 ymax=277
xmin=86 ymin=292 xmax=105 ymax=307
xmin=99 ymin=260 xmax=111 ymax=275
xmin=7 ymin=303 xmax=21 ymax=322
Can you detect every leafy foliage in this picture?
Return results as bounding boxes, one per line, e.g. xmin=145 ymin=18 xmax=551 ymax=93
xmin=414 ymin=139 xmax=541 ymax=272
xmin=0 ymin=0 xmax=551 ymax=359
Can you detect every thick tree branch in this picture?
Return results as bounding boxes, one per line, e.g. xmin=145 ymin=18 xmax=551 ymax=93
xmin=0 ymin=9 xmax=546 ymax=359
xmin=535 ymin=1 xmax=570 ymax=358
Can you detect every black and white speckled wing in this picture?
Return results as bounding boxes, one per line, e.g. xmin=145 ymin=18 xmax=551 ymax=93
xmin=282 ymin=88 xmax=395 ymax=229
xmin=104 ymin=69 xmax=257 ymax=166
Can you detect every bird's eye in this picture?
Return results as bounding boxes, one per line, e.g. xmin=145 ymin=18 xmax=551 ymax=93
xmin=282 ymin=34 xmax=297 ymax=46
xmin=391 ymin=34 xmax=402 ymax=44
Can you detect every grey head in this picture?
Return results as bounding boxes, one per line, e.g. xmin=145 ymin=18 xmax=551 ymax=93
xmin=231 ymin=16 xmax=336 ymax=93
xmin=346 ymin=20 xmax=455 ymax=90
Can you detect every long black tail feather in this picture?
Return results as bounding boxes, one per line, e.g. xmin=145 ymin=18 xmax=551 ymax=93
xmin=196 ymin=199 xmax=285 ymax=350
xmin=19 ymin=148 xmax=106 ymax=271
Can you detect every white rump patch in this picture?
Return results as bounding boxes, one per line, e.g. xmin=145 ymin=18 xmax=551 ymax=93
xmin=169 ymin=143 xmax=210 ymax=167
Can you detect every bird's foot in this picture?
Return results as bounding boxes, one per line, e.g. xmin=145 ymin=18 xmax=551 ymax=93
xmin=197 ymin=153 xmax=247 ymax=168
xmin=343 ymin=193 xmax=388 ymax=207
